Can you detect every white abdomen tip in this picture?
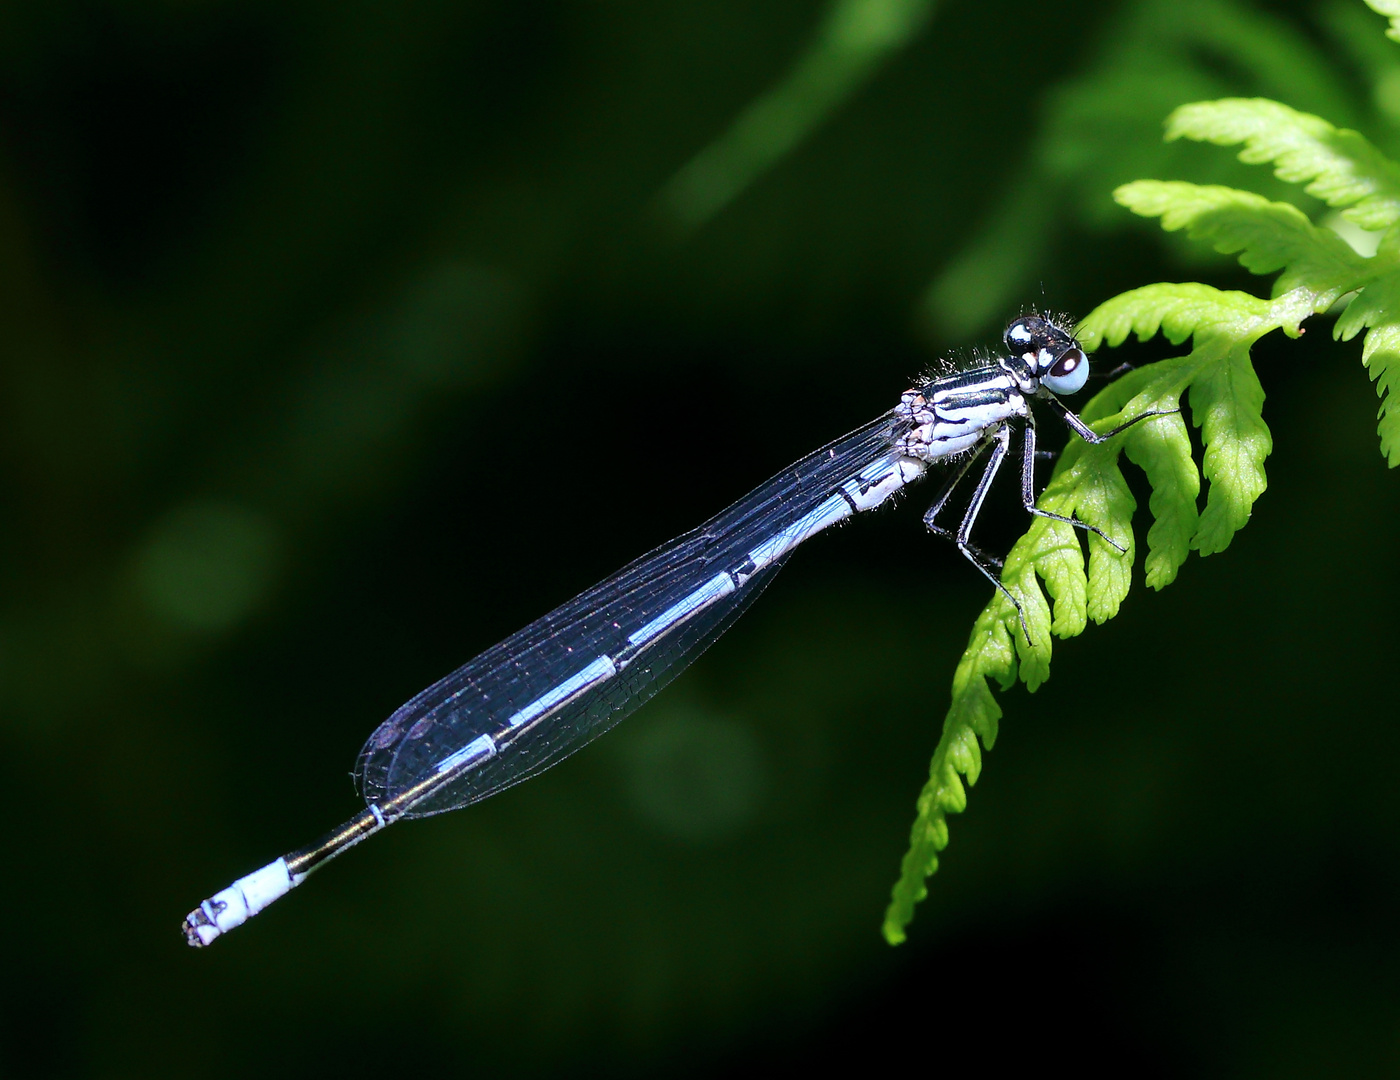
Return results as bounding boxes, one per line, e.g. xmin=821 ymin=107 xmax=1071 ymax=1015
xmin=182 ymin=858 xmax=294 ymax=947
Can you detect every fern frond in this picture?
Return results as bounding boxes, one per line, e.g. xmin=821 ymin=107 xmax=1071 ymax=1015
xmin=883 ymin=601 xmax=1013 ymax=944
xmin=889 ymin=39 xmax=1400 ymax=942
xmin=1075 ymin=281 xmax=1273 ymax=347
xmin=1122 ymin=406 xmax=1198 ymax=588
xmin=1336 ymin=271 xmax=1400 ymax=465
xmin=1188 ymin=339 xmax=1272 ymax=553
xmin=1364 ymin=0 xmax=1400 ymax=43
xmin=1165 ymin=99 xmax=1400 ymax=231
xmin=1115 ymin=180 xmax=1370 ymax=309
xmin=1037 ymin=438 xmax=1138 ymax=625
xmin=1081 ymin=286 xmax=1277 ymax=555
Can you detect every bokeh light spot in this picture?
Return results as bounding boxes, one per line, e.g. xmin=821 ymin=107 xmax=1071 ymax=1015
xmin=623 ymin=708 xmax=766 ymax=842
xmin=132 ymin=500 xmax=281 ymax=632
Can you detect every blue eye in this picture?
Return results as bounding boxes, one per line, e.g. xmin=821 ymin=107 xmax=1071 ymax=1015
xmin=1042 ymin=347 xmax=1088 ymax=395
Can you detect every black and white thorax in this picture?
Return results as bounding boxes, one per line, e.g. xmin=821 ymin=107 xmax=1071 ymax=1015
xmin=896 ymin=315 xmax=1092 ymax=466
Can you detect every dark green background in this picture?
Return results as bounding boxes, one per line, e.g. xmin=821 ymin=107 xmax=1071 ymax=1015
xmin=2 ymin=1 xmax=1397 ymax=1076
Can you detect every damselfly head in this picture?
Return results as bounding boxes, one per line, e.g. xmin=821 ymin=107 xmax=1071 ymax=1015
xmin=1004 ymin=315 xmax=1089 ymax=396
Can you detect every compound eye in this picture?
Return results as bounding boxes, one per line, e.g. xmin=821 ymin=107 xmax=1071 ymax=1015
xmin=1042 ymin=347 xmax=1088 ymax=395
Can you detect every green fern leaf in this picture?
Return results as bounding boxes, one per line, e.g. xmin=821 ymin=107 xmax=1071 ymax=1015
xmin=1165 ymin=98 xmax=1400 ymax=230
xmin=1364 ymin=0 xmax=1400 ymax=43
xmin=1077 ymin=281 xmax=1273 ymax=348
xmin=1084 ymin=291 xmax=1272 ymax=557
xmin=1115 ymin=180 xmax=1368 ymax=309
xmin=1012 ymin=567 xmax=1056 ymax=690
xmin=1042 ymin=440 xmax=1138 ymax=624
xmin=1189 ymin=337 xmax=1272 ymax=554
xmin=1336 ymin=272 xmax=1400 ymax=466
xmin=888 ymin=73 xmax=1400 ymax=941
xmin=1074 ymin=338 xmax=1203 ymax=588
xmin=1124 ymin=409 xmax=1199 ymax=588
xmin=883 ymin=602 xmax=1014 ymax=945
xmin=1031 ymin=519 xmax=1088 ymax=640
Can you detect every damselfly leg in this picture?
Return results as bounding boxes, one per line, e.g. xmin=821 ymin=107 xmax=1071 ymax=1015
xmin=924 ymin=400 xmax=1176 ymax=644
xmin=923 ymin=424 xmax=1030 ymax=633
xmin=921 ymin=442 xmax=1008 ymax=571
xmin=1018 ymin=410 xmax=1125 ymax=554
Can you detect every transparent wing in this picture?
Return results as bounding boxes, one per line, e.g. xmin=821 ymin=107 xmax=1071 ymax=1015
xmin=386 ymin=556 xmax=789 ymax=817
xmin=355 ymin=408 xmax=912 ymax=818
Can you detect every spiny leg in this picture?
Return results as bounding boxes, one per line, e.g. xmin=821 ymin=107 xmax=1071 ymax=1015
xmin=923 ymin=441 xmax=1008 ymax=571
xmin=924 ymin=425 xmax=1033 ymax=643
xmin=1019 ymin=411 xmax=1126 ymax=554
xmin=1042 ymin=396 xmax=1178 ymax=445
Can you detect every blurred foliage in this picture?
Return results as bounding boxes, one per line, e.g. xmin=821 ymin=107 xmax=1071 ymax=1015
xmin=923 ymin=0 xmax=1400 ymax=336
xmin=658 ymin=0 xmax=937 ymax=230
xmin=1 ymin=0 xmax=1398 ymax=1077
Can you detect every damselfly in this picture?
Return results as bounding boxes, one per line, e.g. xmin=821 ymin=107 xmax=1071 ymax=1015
xmin=182 ymin=314 xmax=1162 ymax=946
